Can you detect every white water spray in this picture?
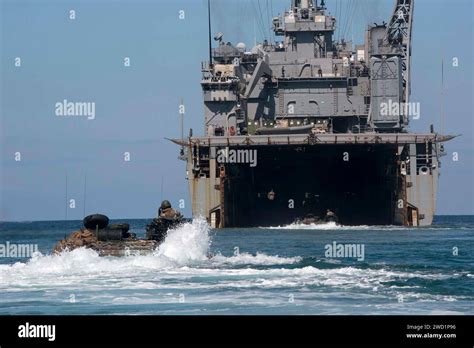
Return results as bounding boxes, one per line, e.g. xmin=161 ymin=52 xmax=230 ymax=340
xmin=155 ymin=217 xmax=211 ymax=264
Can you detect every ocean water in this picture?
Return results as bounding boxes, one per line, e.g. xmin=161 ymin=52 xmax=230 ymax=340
xmin=0 ymin=216 xmax=473 ymax=315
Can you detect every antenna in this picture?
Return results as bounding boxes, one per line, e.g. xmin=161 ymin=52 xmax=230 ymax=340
xmin=160 ymin=176 xmax=164 ymax=203
xmin=440 ymin=57 xmax=445 ymax=134
xmin=83 ymin=172 xmax=87 ymax=217
xmin=254 ymin=19 xmax=257 ymax=46
xmin=180 ymin=98 xmax=184 ymax=142
xmin=65 ymin=171 xmax=68 ymax=221
xmin=208 ymin=0 xmax=212 ymax=65
xmin=180 ymin=98 xmax=185 ymax=157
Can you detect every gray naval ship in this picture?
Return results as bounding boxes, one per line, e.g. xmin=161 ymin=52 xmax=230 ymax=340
xmin=172 ymin=0 xmax=455 ymax=228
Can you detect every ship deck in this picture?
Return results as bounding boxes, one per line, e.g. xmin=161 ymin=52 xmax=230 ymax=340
xmin=171 ymin=133 xmax=455 ymax=148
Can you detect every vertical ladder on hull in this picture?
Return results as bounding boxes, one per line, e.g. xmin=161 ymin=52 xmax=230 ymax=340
xmin=333 ymin=89 xmax=339 ymax=115
xmin=278 ymin=90 xmax=285 ymax=116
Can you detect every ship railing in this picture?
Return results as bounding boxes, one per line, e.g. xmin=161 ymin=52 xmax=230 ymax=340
xmin=202 ymin=77 xmax=239 ymax=86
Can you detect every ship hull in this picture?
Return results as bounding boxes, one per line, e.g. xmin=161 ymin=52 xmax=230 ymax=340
xmin=184 ymin=134 xmax=445 ymax=228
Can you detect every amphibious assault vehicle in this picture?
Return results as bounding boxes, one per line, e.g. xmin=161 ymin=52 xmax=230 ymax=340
xmin=53 ymin=214 xmax=190 ymax=256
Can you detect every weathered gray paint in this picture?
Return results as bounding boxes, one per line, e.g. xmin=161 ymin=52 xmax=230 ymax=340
xmin=177 ymin=0 xmax=453 ymax=227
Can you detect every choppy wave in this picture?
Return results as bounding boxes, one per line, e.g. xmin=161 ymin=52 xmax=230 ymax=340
xmin=211 ymin=252 xmax=302 ymax=266
xmin=264 ymin=222 xmax=468 ymax=231
xmin=154 ymin=217 xmax=211 ymax=265
xmin=0 ymin=251 xmax=461 ymax=292
xmin=0 ymin=218 xmax=302 ymax=283
xmin=266 ymin=222 xmax=340 ymax=230
xmin=0 ymin=217 xmax=472 ymax=314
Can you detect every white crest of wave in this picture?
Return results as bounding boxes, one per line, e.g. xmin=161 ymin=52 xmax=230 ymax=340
xmin=154 ymin=217 xmax=211 ymax=264
xmin=0 ymin=218 xmax=212 ymax=283
xmin=0 ymin=218 xmax=307 ymax=286
xmin=211 ymin=252 xmax=302 ymax=266
xmin=265 ymin=223 xmax=420 ymax=231
xmin=267 ymin=222 xmax=339 ymax=230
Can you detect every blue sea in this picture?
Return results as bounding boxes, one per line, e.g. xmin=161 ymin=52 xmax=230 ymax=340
xmin=0 ymin=216 xmax=473 ymax=315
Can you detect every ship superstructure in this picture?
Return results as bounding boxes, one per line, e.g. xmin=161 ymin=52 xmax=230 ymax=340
xmin=173 ymin=0 xmax=454 ymax=227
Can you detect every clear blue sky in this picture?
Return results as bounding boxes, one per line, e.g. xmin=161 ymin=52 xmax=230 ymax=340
xmin=1 ymin=0 xmax=473 ymax=221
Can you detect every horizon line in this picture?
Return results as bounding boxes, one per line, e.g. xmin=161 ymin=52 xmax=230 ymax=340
xmin=1 ymin=214 xmax=474 ymax=224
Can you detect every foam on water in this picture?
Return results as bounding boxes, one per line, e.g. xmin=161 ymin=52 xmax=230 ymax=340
xmin=1 ymin=217 xmax=471 ymax=314
xmin=210 ymin=252 xmax=302 ymax=266
xmin=0 ymin=217 xmax=213 ymax=281
xmin=154 ymin=217 xmax=211 ymax=265
xmin=267 ymin=222 xmax=340 ymax=230
xmin=265 ymin=222 xmax=462 ymax=231
xmin=0 ymin=218 xmax=303 ymax=285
